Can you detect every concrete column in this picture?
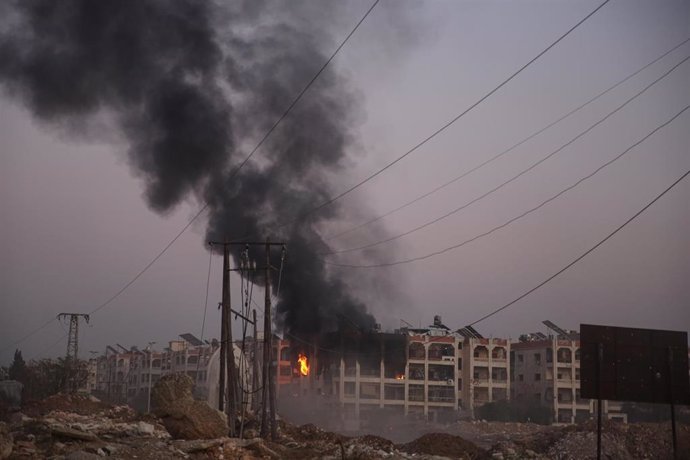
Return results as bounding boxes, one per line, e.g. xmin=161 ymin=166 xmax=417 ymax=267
xmin=339 ymin=357 xmax=345 ymax=406
xmin=355 ymin=360 xmax=360 ymax=418
xmin=423 ymin=341 xmax=429 ymax=418
xmin=404 ymin=361 xmax=409 ymax=416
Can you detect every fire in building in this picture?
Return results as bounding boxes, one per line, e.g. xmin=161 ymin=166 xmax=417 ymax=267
xmin=89 ymin=317 xmax=638 ymax=428
xmin=274 ymin=316 xmax=629 ymax=431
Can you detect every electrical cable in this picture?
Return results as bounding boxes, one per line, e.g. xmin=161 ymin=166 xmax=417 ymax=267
xmin=28 ymin=333 xmax=68 ymax=361
xmin=0 ymin=318 xmax=65 ymax=356
xmin=1 ymin=1 xmax=378 ymax=355
xmin=279 ymin=0 xmax=611 ymax=228
xmin=321 ymin=54 xmax=690 ymax=256
xmin=326 ymin=104 xmax=690 ymax=268
xmin=467 ymin=167 xmax=690 ymax=327
xmin=322 ymin=36 xmax=690 ymax=242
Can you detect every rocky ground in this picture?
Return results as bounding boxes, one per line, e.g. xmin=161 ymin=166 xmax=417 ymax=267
xmin=1 ymin=393 xmax=688 ymax=459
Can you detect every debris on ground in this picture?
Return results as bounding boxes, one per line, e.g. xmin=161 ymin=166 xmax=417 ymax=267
xmin=151 ymin=373 xmax=227 ymax=440
xmin=2 ymin=392 xmax=688 ymax=459
xmin=488 ymin=419 xmax=690 ymax=460
xmin=398 ymin=432 xmax=486 ymax=459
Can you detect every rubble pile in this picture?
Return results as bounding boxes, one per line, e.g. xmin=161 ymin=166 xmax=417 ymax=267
xmin=21 ymin=394 xmax=110 ymax=418
xmin=488 ymin=419 xmax=690 ymax=460
xmin=151 ymin=373 xmax=227 ymax=440
xmin=2 ymin=391 xmax=688 ymax=459
xmin=399 ymin=432 xmax=486 ymax=459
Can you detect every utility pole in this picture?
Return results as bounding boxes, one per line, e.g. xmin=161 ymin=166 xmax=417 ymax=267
xmin=251 ymin=309 xmax=260 ymax=413
xmin=222 ymin=243 xmax=239 ymax=436
xmin=56 ymin=313 xmax=90 ymax=392
xmin=264 ymin=238 xmax=278 ymax=440
xmin=146 ymin=341 xmax=155 ymax=413
xmin=209 ymin=239 xmax=285 ymax=441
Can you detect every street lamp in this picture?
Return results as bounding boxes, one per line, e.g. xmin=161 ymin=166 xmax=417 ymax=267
xmin=146 ymin=341 xmax=156 ymax=413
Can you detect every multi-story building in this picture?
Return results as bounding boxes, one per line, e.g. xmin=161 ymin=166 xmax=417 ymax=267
xmin=92 ymin=334 xmax=221 ymax=411
xmin=459 ymin=335 xmax=510 ymax=416
xmin=511 ymin=331 xmax=626 ymax=424
xmin=94 ymin=346 xmax=133 ymax=404
xmin=82 ymin=358 xmax=98 ymax=393
xmin=277 ymin=316 xmax=511 ymax=429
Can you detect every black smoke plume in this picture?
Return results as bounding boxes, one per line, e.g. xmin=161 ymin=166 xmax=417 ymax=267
xmin=0 ymin=0 xmax=378 ymax=340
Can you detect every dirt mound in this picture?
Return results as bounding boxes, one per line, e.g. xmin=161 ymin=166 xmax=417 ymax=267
xmin=22 ymin=393 xmax=110 ymax=418
xmin=354 ymin=434 xmax=394 ymax=451
xmin=491 ymin=420 xmax=690 ymax=460
xmin=399 ymin=432 xmax=486 ymax=459
xmin=280 ymin=422 xmax=348 ymax=444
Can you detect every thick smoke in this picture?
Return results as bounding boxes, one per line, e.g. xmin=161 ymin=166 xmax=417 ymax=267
xmin=0 ymin=0 xmax=377 ymax=339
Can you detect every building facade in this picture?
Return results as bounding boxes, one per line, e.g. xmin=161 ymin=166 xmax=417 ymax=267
xmin=276 ymin=317 xmax=511 ymax=428
xmin=511 ymin=336 xmax=626 ymax=423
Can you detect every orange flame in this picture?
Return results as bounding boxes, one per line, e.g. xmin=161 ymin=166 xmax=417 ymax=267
xmin=297 ymin=353 xmax=309 ymax=376
xmin=395 ymin=373 xmax=405 ymax=380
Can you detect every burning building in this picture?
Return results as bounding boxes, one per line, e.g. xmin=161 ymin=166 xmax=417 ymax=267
xmin=275 ymin=316 xmax=511 ymax=430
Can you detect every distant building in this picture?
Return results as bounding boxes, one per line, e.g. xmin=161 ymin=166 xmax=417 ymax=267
xmin=92 ymin=335 xmax=222 ymax=411
xmin=511 ymin=330 xmax=626 ymax=423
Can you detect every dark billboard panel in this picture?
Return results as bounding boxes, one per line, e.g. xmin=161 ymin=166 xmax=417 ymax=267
xmin=580 ymin=324 xmax=689 ymax=404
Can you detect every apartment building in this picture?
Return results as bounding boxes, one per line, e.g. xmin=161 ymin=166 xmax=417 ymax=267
xmin=92 ymin=334 xmax=221 ymax=411
xmin=277 ymin=316 xmax=511 ymax=428
xmin=511 ymin=333 xmax=626 ymax=423
xmin=460 ymin=335 xmax=510 ymax=416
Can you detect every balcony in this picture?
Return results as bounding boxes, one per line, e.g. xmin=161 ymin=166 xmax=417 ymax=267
xmin=428 ymin=386 xmax=454 ymax=403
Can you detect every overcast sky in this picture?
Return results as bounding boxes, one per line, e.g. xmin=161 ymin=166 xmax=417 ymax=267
xmin=1 ymin=0 xmax=689 ymax=365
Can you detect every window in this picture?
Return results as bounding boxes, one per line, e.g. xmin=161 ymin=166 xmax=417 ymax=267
xmin=535 ymin=373 xmax=541 ymax=381
xmin=344 ymin=382 xmax=355 ymax=396
xmin=534 ymin=353 xmax=541 ymax=364
xmin=409 ymin=342 xmax=425 ymax=359
xmin=517 ymin=354 xmax=524 ymax=363
xmin=518 ymin=374 xmax=524 ymax=382
xmin=575 ymin=368 xmax=580 ymax=380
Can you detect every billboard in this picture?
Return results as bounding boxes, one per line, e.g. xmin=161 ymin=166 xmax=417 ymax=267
xmin=580 ymin=324 xmax=689 ymax=404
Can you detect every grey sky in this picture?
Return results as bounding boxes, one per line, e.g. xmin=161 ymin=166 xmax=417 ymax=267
xmin=1 ymin=0 xmax=689 ymax=365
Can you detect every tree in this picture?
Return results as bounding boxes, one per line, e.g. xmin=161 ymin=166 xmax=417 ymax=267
xmin=8 ymin=349 xmax=26 ymax=381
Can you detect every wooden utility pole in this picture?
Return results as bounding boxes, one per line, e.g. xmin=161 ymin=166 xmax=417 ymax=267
xmin=267 ymin=239 xmax=278 ymax=440
xmin=209 ymin=240 xmax=284 ymax=440
xmin=219 ymin=258 xmax=227 ymax=413
xmin=251 ymin=309 xmax=260 ymax=412
xmin=260 ymin=239 xmax=273 ymax=438
xmin=222 ymin=244 xmax=239 ymax=436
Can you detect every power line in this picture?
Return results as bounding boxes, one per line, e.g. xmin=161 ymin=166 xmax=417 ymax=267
xmin=468 ymin=168 xmax=690 ymax=327
xmin=282 ymin=0 xmax=610 ymax=227
xmin=323 ymin=37 xmax=690 ymax=242
xmin=224 ymin=0 xmax=380 ymax=180
xmin=322 ymin=54 xmax=690 ymax=256
xmin=0 ymin=2 xmax=379 ymax=354
xmin=0 ymin=317 xmax=58 ymax=356
xmin=326 ymin=105 xmax=689 ymax=268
